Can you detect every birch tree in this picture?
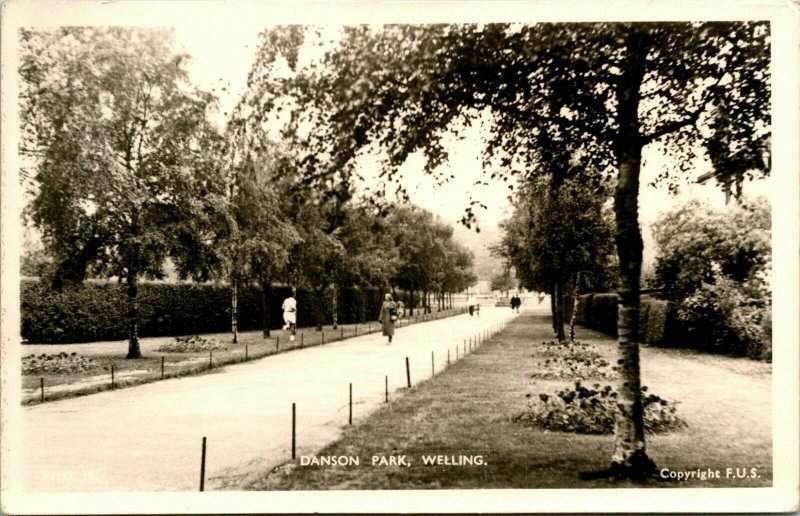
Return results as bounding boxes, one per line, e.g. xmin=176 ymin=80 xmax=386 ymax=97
xmin=20 ymin=27 xmax=227 ymax=358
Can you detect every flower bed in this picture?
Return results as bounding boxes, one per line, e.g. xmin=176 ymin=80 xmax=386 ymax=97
xmin=23 ymin=352 xmax=99 ymax=375
xmin=531 ymin=355 xmax=615 ymax=380
xmin=536 ymin=340 xmax=601 ymax=361
xmin=157 ymin=335 xmax=228 ymax=353
xmin=517 ymin=382 xmax=686 ymax=434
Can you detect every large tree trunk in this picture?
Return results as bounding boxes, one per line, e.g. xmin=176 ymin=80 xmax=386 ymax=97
xmin=607 ymin=28 xmax=655 ymax=477
xmin=262 ymin=283 xmax=271 ymax=338
xmin=550 ymin=283 xmax=558 ymax=334
xmin=125 ymin=264 xmax=142 ymax=359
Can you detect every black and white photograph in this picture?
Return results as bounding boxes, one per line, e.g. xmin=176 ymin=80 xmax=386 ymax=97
xmin=1 ymin=0 xmax=798 ymax=513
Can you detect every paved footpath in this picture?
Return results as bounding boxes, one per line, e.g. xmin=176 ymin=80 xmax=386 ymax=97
xmin=20 ymin=307 xmax=516 ymax=492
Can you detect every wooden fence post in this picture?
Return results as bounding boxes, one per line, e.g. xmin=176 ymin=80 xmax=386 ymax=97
xmin=292 ymin=402 xmax=296 ymax=459
xmin=199 ymin=437 xmax=206 ymax=492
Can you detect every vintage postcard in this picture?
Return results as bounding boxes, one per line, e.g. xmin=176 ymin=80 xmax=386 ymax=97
xmin=1 ymin=0 xmax=798 ymax=513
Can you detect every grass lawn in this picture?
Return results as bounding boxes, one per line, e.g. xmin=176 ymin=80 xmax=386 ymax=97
xmin=22 ymin=307 xmax=465 ymax=404
xmin=242 ymin=312 xmax=772 ymax=489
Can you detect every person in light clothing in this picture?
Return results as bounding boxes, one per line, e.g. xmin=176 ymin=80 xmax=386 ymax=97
xmin=378 ymin=293 xmax=397 ymax=344
xmin=467 ymin=293 xmax=477 ymax=316
xmin=282 ymin=292 xmax=297 ymax=341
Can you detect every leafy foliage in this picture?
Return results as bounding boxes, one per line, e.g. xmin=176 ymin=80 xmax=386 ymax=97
xmin=652 ymin=197 xmax=771 ymax=302
xmin=21 ymin=280 xmax=256 ymax=343
xmin=20 ymin=27 xmax=226 ymax=284
xmin=581 ymin=293 xmax=619 ymax=337
xmin=226 ymin=150 xmax=301 ymax=292
xmin=639 ymin=297 xmax=672 ymax=346
xmin=20 ymin=246 xmax=54 ymax=278
xmin=387 ymin=205 xmax=477 ymax=308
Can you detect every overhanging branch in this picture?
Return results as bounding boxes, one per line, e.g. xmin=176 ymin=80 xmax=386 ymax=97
xmin=640 ymin=83 xmax=720 ymax=145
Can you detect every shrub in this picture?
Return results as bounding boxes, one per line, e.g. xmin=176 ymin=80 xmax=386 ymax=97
xmin=649 ymin=197 xmax=771 ymax=360
xmin=676 ymin=276 xmax=770 ymax=357
xmin=516 ymin=382 xmax=686 ymax=434
xmin=652 ymin=198 xmax=770 ymax=303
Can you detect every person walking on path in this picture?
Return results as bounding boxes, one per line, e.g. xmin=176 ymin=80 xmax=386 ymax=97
xmin=282 ymin=291 xmax=297 ymax=341
xmin=467 ymin=293 xmax=477 ymax=316
xmin=378 ymin=293 xmax=397 ymax=344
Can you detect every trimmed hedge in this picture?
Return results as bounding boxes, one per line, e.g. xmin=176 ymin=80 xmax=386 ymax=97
xmin=575 ymin=293 xmax=677 ymax=345
xmin=21 ymin=279 xmax=386 ymax=344
xmin=574 ymin=292 xmax=772 ymax=360
xmin=587 ymin=293 xmax=619 ymax=337
xmin=642 ymin=297 xmax=672 ymax=346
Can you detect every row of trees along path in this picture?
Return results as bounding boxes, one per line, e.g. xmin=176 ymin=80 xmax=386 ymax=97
xmin=19 ymin=28 xmax=477 ymax=360
xmin=231 ymin=23 xmax=770 ymax=479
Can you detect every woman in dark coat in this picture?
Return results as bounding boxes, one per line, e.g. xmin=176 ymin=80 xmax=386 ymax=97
xmin=378 ymin=293 xmax=397 ymax=344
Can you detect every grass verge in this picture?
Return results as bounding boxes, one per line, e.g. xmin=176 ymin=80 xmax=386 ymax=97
xmin=241 ymin=313 xmax=771 ymax=489
xmin=22 ymin=307 xmax=467 ymax=405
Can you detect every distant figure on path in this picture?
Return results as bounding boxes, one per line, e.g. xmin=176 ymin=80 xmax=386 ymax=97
xmin=397 ymin=299 xmax=405 ymax=318
xmin=378 ymin=293 xmax=397 ymax=344
xmin=467 ymin=293 xmax=477 ymax=316
xmin=510 ymin=294 xmax=521 ymax=314
xmin=282 ymin=291 xmax=297 ymax=341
